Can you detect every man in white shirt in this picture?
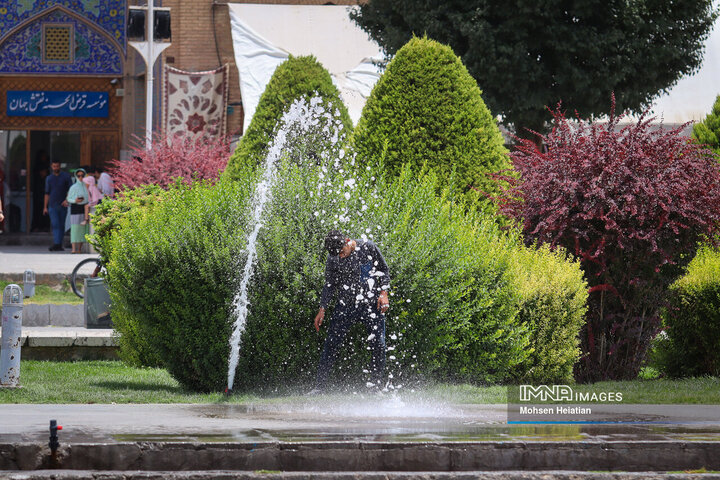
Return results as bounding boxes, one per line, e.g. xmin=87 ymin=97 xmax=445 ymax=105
xmin=93 ymin=166 xmax=114 ymax=198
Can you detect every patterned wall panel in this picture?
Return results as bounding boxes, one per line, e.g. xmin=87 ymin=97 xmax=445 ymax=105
xmin=0 ymin=0 xmax=126 ymax=51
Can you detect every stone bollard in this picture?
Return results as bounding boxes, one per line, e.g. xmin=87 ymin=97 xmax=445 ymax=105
xmin=1 ymin=284 xmax=23 ymax=388
xmin=23 ymin=269 xmax=36 ymax=298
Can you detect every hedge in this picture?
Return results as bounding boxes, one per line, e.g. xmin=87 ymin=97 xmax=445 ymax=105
xmin=506 ymin=244 xmax=588 ymax=383
xmin=106 ymin=179 xmax=253 ymax=391
xmin=352 ymin=36 xmax=510 ymax=204
xmin=108 ymin=156 xmax=587 ymax=392
xmin=224 ymin=55 xmax=353 ymax=181
xmin=89 ymin=184 xmax=166 ymax=268
xmin=656 ymin=245 xmax=720 ymax=377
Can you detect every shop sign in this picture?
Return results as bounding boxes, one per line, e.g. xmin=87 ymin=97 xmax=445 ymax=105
xmin=6 ymin=91 xmax=109 ymax=118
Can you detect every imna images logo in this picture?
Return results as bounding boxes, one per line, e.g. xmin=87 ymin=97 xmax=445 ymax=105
xmin=519 ymin=385 xmax=623 ymax=402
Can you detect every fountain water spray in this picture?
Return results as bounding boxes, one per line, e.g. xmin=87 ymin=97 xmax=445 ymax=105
xmin=226 ymin=97 xmax=345 ymax=391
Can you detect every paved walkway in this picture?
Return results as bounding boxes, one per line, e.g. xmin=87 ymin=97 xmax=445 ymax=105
xmin=0 ymin=245 xmax=96 ymax=276
xmin=2 ymin=403 xmax=720 ymax=443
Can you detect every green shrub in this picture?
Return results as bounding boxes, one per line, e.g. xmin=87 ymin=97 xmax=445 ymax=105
xmin=109 ymin=98 xmax=585 ymax=392
xmin=224 ymin=55 xmax=353 ymax=180
xmin=106 ymin=179 xmax=252 ymax=391
xmin=352 ymin=36 xmax=510 ymax=204
xmin=506 ymin=244 xmax=588 ymax=384
xmin=230 ymin=163 xmax=530 ymax=391
xmin=88 ymin=184 xmax=165 ymax=267
xmin=656 ymin=245 xmax=720 ymax=377
xmin=692 ymin=95 xmax=720 ymax=156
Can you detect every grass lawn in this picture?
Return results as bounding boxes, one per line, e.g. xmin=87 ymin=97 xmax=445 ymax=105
xmin=0 ymin=280 xmax=82 ymax=305
xmin=0 ymin=361 xmax=719 ymax=404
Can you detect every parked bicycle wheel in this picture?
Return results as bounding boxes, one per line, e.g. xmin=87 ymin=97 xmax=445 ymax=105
xmin=71 ymin=257 xmax=102 ymax=298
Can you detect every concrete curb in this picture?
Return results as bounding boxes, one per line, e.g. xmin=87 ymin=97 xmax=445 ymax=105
xmin=0 ymin=273 xmax=72 ymax=287
xmin=22 ymin=304 xmax=84 ymax=327
xmin=0 ymin=327 xmax=118 ymax=360
xmin=2 ymin=441 xmax=720 ymax=472
xmin=3 ymin=472 xmax=720 ymax=480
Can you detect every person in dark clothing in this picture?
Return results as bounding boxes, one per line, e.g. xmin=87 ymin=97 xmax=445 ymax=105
xmin=311 ymin=230 xmax=391 ymax=393
xmin=43 ymin=160 xmax=72 ymax=251
xmin=31 ymin=151 xmax=50 ymax=232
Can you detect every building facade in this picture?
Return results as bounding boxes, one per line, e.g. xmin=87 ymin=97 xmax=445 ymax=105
xmin=0 ymin=0 xmax=129 ymax=236
xmin=0 ymin=0 xmax=362 ymax=239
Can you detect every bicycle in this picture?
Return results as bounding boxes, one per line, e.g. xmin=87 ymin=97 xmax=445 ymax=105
xmin=70 ymin=257 xmax=104 ymax=298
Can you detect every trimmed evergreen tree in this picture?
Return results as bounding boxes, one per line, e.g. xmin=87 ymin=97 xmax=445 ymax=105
xmin=693 ymin=94 xmax=720 ymax=156
xmin=352 ymin=36 xmax=510 ymax=203
xmin=224 ymin=55 xmax=353 ymax=180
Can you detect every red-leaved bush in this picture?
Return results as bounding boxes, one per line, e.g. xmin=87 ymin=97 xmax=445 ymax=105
xmin=109 ymin=133 xmax=231 ymax=190
xmin=497 ymin=99 xmax=720 ymax=382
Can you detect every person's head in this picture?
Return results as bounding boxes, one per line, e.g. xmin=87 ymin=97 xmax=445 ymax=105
xmin=83 ymin=175 xmax=96 ymax=187
xmin=50 ymin=160 xmax=61 ymax=174
xmin=94 ymin=166 xmax=104 ymax=179
xmin=74 ymin=168 xmax=86 ymax=182
xmin=324 ymin=230 xmax=353 ymax=258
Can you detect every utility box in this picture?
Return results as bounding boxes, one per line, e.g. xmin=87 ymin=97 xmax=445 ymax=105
xmin=84 ymin=278 xmax=112 ymax=329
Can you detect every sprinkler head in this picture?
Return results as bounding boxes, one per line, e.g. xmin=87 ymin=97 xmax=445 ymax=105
xmin=224 ymin=387 xmax=233 ymax=397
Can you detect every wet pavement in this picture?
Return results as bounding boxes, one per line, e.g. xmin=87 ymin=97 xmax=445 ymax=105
xmin=3 ymin=400 xmax=720 ymax=474
xmin=2 ymin=399 xmax=720 ymax=444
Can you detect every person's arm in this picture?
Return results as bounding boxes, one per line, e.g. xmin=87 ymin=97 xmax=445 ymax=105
xmin=43 ymin=176 xmax=50 ymax=214
xmin=0 ymin=198 xmax=4 ymax=223
xmin=61 ymin=175 xmax=70 ymax=207
xmin=315 ymin=257 xmax=337 ymax=331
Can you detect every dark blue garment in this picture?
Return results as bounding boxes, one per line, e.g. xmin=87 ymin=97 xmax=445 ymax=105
xmin=45 ymin=171 xmax=72 ymax=208
xmin=48 ymin=205 xmax=67 ymax=245
xmin=319 ymin=240 xmax=391 ymax=310
xmin=316 ymin=301 xmax=386 ymax=389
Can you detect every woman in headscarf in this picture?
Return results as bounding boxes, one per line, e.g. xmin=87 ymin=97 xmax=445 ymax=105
xmin=66 ymin=168 xmax=89 ymax=253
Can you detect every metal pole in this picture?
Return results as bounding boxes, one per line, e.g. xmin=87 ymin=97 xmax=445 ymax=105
xmin=145 ymin=0 xmax=155 ymax=150
xmin=128 ymin=3 xmax=170 ymax=151
xmin=1 ymin=284 xmax=23 ymax=388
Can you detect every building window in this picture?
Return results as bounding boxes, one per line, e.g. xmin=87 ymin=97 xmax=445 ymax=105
xmin=43 ymin=24 xmax=74 ymax=63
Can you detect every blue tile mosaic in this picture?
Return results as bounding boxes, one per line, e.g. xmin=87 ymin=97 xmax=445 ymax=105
xmin=0 ymin=7 xmax=124 ymax=75
xmin=0 ymin=0 xmax=125 ymax=50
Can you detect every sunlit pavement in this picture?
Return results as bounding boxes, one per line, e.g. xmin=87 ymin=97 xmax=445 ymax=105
xmin=0 ymin=245 xmax=96 ymax=277
xmin=2 ymin=401 xmax=720 ymax=443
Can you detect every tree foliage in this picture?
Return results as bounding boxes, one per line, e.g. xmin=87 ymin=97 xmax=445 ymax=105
xmin=693 ymin=94 xmax=720 ymax=156
xmin=224 ymin=55 xmax=352 ymax=180
xmin=352 ymin=36 xmax=509 ymax=202
xmin=497 ymin=99 xmax=720 ymax=382
xmin=351 ymin=0 xmax=718 ymax=135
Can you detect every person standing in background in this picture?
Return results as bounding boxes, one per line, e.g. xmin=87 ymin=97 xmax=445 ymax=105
xmin=95 ymin=166 xmax=114 ymax=198
xmin=66 ymin=168 xmax=89 ymax=254
xmin=82 ymin=173 xmax=102 ymax=226
xmin=43 ymin=160 xmax=72 ymax=251
xmin=31 ymin=151 xmax=50 ymax=232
